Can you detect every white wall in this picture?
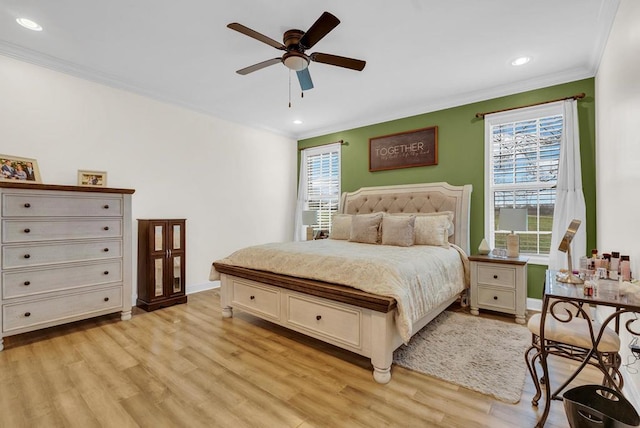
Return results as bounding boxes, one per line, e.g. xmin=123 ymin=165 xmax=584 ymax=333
xmin=596 ymin=0 xmax=640 ymax=407
xmin=0 ymin=55 xmax=297 ymax=297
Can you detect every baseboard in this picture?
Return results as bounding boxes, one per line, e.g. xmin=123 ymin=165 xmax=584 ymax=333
xmin=187 ymin=281 xmax=219 ymax=294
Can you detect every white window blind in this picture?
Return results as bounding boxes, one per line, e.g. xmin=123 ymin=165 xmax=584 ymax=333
xmin=485 ymin=103 xmax=563 ymax=263
xmin=301 ymin=144 xmax=341 ymax=234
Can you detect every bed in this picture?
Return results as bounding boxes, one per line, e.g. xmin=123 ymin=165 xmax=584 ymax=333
xmin=210 ymin=182 xmax=472 ymax=383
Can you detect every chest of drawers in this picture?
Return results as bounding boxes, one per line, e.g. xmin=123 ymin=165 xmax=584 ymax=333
xmin=469 ymin=254 xmax=528 ymax=324
xmin=0 ymin=182 xmax=134 ymax=350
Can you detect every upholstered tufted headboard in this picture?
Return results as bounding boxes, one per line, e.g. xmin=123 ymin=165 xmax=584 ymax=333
xmin=339 ymin=182 xmax=473 ymax=254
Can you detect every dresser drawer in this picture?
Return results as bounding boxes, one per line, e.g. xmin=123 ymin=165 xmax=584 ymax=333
xmin=476 ymin=286 xmax=516 ymax=312
xmin=2 ymin=194 xmax=122 ymax=217
xmin=231 ymin=280 xmax=280 ymax=320
xmin=286 ymin=295 xmax=361 ymax=348
xmin=2 ymin=239 xmax=122 ymax=268
xmin=2 ymin=260 xmax=122 ymax=299
xmin=2 ymin=285 xmax=123 ymax=333
xmin=477 ymin=264 xmax=516 ymax=288
xmin=2 ymin=219 xmax=122 ymax=243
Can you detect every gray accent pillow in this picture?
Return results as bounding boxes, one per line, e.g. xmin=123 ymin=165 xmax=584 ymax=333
xmin=381 ymin=215 xmax=415 ymax=247
xmin=349 ymin=213 xmax=383 ymax=244
xmin=329 ymin=214 xmax=352 ymax=240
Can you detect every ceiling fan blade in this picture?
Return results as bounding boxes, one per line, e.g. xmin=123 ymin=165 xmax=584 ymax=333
xmin=310 ymin=53 xmax=366 ymax=71
xmin=227 ymin=23 xmax=286 ymax=50
xmin=236 ymin=58 xmax=282 ymax=75
xmin=296 ymin=68 xmax=314 ymax=91
xmin=299 ymin=12 xmax=340 ymax=49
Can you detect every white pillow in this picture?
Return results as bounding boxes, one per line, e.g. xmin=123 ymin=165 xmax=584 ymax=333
xmin=392 ymin=211 xmax=454 ymax=237
xmin=414 ymin=214 xmax=452 ymax=247
xmin=381 ymin=215 xmax=415 ymax=247
xmin=329 ymin=214 xmax=352 ymax=240
xmin=349 ymin=213 xmax=383 ymax=244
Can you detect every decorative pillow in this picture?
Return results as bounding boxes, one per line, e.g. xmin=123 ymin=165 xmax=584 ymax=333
xmin=329 ymin=214 xmax=352 ymax=240
xmin=381 ymin=215 xmax=415 ymax=247
xmin=349 ymin=213 xmax=383 ymax=244
xmin=414 ymin=214 xmax=452 ymax=247
xmin=392 ymin=211 xmax=454 ymax=237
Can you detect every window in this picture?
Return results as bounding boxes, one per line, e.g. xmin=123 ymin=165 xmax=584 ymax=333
xmin=299 ymin=143 xmax=341 ymax=236
xmin=485 ymin=103 xmax=563 ymax=264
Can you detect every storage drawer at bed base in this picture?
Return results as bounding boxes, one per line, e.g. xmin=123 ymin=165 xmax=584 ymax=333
xmin=286 ymin=294 xmax=362 ymax=348
xmin=476 ymin=286 xmax=516 ymax=313
xmin=230 ymin=279 xmax=280 ymax=321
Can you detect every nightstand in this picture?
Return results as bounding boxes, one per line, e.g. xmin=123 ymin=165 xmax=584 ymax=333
xmin=469 ymin=254 xmax=528 ymax=324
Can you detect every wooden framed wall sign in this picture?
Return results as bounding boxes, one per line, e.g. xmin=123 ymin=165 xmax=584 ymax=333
xmin=369 ymin=126 xmax=438 ymax=172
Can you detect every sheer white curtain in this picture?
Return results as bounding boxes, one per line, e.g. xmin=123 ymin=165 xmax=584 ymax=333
xmin=293 ymin=150 xmax=309 ymax=241
xmin=548 ymin=99 xmax=587 ymax=270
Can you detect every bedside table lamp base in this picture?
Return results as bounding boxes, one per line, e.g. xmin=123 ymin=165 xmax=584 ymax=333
xmin=506 ymin=233 xmax=519 ymax=258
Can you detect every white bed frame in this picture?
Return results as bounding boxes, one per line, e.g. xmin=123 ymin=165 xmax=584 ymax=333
xmin=216 ymin=182 xmax=472 ymax=383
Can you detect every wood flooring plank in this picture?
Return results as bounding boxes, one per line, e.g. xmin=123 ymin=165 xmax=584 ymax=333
xmin=0 ymin=289 xmax=617 ymax=427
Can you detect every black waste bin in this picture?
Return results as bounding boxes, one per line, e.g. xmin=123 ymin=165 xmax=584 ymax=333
xmin=564 ymin=385 xmax=640 ymax=428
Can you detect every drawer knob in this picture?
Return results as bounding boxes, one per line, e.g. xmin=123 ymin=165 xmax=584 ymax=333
xmin=250 ymin=295 xmax=255 ymax=300
xmin=103 ymin=204 xmax=110 ymax=209
xmin=24 ymin=312 xmax=31 ymax=317
xmin=103 ymin=271 xmax=109 ymax=275
xmin=103 ymin=248 xmax=110 ymax=252
xmin=316 ymin=315 xmax=322 ymax=321
xmin=24 ymin=228 xmax=31 ymax=233
xmin=24 ymin=281 xmax=31 ymax=286
xmin=493 ymin=275 xmax=498 ymax=279
xmin=24 ymin=254 xmax=31 ymax=259
xmin=104 ymin=297 xmax=109 ymax=302
xmin=103 ymin=226 xmax=110 ymax=231
xmin=24 ymin=203 xmax=31 ymax=208
xmin=493 ymin=296 xmax=498 ymax=300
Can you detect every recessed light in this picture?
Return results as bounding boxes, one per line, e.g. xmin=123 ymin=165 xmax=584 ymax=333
xmin=16 ymin=18 xmax=43 ymax=31
xmin=293 ymin=120 xmax=303 ymax=125
xmin=511 ymin=56 xmax=531 ymax=66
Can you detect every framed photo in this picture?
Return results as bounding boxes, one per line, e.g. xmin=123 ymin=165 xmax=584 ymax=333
xmin=78 ymin=170 xmax=107 ymax=187
xmin=0 ymin=154 xmax=42 ymax=183
xmin=369 ymin=126 xmax=438 ymax=172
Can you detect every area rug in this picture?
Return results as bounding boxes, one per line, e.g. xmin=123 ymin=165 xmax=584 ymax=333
xmin=393 ymin=311 xmax=530 ymax=404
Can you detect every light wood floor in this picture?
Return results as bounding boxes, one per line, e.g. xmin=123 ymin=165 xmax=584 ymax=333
xmin=0 ymin=289 xmax=607 ymax=428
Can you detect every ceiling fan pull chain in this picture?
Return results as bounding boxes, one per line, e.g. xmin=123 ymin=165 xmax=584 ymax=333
xmin=288 ymin=70 xmax=292 ymax=108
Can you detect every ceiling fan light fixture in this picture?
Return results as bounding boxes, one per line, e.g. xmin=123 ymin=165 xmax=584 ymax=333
xmin=283 ymin=52 xmax=309 ymax=71
xmin=16 ymin=18 xmax=43 ymax=31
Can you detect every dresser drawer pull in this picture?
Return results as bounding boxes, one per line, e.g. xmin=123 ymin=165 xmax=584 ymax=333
xmin=24 ymin=254 xmax=31 ymax=259
xmin=24 ymin=228 xmax=31 ymax=233
xmin=24 ymin=281 xmax=31 ymax=286
xmin=316 ymin=315 xmax=322 ymax=321
xmin=103 ymin=226 xmax=110 ymax=231
xmin=24 ymin=203 xmax=31 ymax=208
xmin=104 ymin=297 xmax=109 ymax=302
xmin=103 ymin=248 xmax=110 ymax=252
xmin=493 ymin=296 xmax=498 ymax=300
xmin=24 ymin=312 xmax=31 ymax=317
xmin=250 ymin=295 xmax=255 ymax=300
xmin=103 ymin=204 xmax=109 ymax=209
xmin=493 ymin=275 xmax=498 ymax=279
xmin=103 ymin=271 xmax=109 ymax=275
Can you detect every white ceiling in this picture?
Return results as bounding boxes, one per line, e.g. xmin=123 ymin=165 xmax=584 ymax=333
xmin=0 ymin=0 xmax=619 ymax=140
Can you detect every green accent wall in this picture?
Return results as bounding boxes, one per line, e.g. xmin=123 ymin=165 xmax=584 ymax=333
xmin=298 ymin=78 xmax=596 ymax=299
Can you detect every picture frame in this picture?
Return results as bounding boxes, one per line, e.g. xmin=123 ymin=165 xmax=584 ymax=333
xmin=0 ymin=154 xmax=42 ymax=183
xmin=78 ymin=170 xmax=107 ymax=187
xmin=369 ymin=126 xmax=438 ymax=172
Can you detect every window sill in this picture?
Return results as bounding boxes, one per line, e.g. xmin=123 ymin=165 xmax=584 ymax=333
xmin=520 ymin=254 xmax=549 ymax=266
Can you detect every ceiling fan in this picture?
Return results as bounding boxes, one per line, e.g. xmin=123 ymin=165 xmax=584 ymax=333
xmin=227 ymin=11 xmax=366 ymax=91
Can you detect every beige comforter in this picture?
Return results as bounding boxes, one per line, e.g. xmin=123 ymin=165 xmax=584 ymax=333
xmin=210 ymin=239 xmax=469 ymax=343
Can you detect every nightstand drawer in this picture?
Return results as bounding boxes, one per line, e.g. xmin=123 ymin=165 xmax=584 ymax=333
xmin=476 ymin=286 xmax=516 ymax=312
xmin=231 ymin=280 xmax=280 ymax=320
xmin=477 ymin=265 xmax=516 ymax=288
